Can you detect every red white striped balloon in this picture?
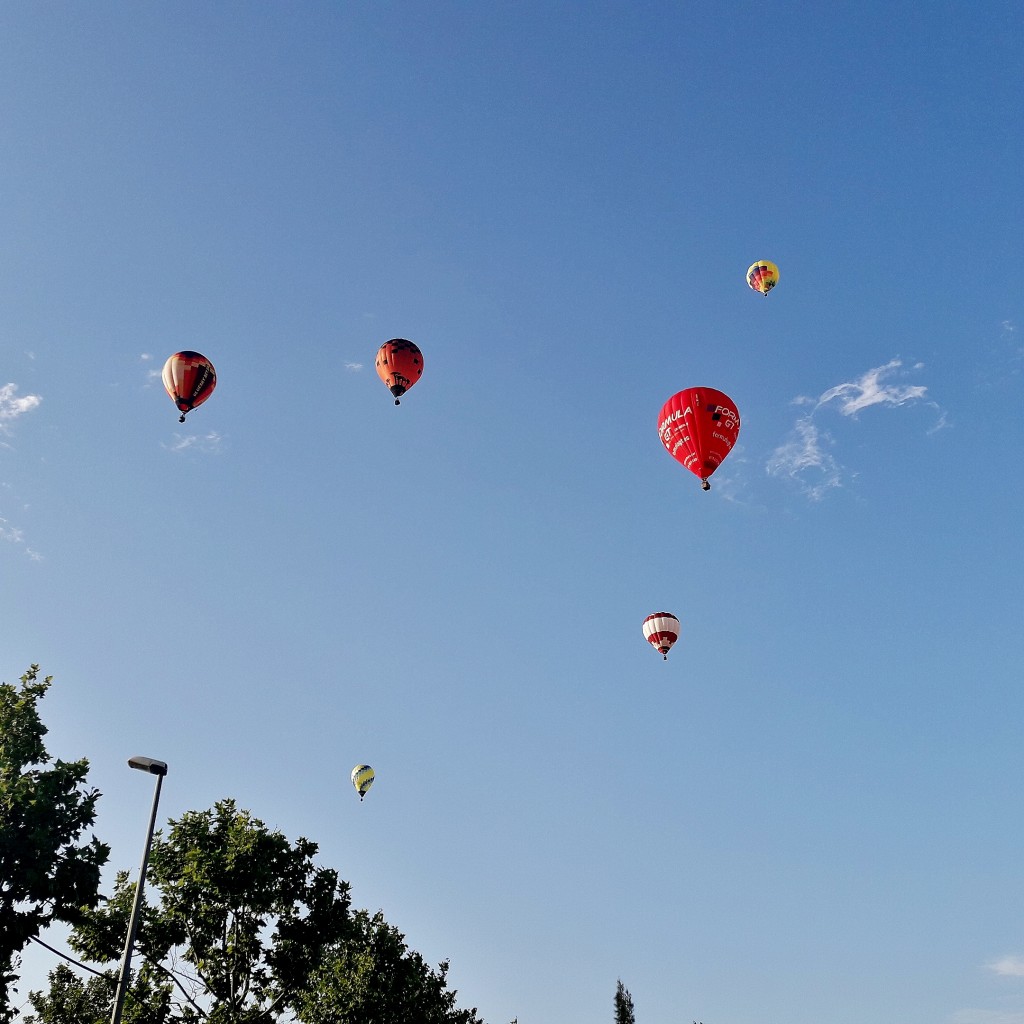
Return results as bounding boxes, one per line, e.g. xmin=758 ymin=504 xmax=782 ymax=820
xmin=642 ymin=612 xmax=680 ymax=661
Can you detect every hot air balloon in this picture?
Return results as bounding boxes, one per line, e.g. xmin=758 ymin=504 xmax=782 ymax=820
xmin=162 ymin=351 xmax=217 ymax=423
xmin=746 ymin=260 xmax=779 ymax=296
xmin=375 ymin=338 xmax=423 ymax=405
xmin=351 ymin=764 xmax=374 ymax=801
xmin=658 ymin=387 xmax=740 ymax=491
xmin=643 ymin=612 xmax=680 ymax=661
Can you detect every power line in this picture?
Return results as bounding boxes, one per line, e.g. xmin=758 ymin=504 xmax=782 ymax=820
xmin=29 ymin=935 xmax=106 ymax=977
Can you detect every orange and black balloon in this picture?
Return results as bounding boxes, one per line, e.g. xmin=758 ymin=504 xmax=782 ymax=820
xmin=375 ymin=338 xmax=423 ymax=405
xmin=162 ymin=351 xmax=217 ymax=423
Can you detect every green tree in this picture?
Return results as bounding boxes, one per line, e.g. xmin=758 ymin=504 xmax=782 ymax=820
xmin=295 ymin=907 xmax=484 ymax=1023
xmin=22 ymin=962 xmax=171 ymax=1024
xmin=28 ymin=799 xmax=353 ymax=1023
xmin=614 ymin=979 xmax=635 ymax=1024
xmin=0 ymin=666 xmax=109 ymax=1022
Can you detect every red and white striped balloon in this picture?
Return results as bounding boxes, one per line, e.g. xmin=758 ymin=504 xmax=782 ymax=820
xmin=642 ymin=612 xmax=680 ymax=661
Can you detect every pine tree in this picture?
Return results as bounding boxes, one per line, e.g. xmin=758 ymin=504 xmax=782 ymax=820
xmin=614 ymin=978 xmax=636 ymax=1024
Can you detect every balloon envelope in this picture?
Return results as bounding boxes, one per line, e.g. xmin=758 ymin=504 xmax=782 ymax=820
xmin=351 ymin=764 xmax=374 ymax=801
xmin=643 ymin=612 xmax=680 ymax=660
xmin=162 ymin=351 xmax=217 ymax=422
xmin=746 ymin=260 xmax=779 ymax=296
xmin=375 ymin=339 xmax=423 ymax=404
xmin=658 ymin=387 xmax=740 ymax=489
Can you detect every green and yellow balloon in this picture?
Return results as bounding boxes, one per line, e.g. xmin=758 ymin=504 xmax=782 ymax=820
xmin=351 ymin=764 xmax=375 ymax=801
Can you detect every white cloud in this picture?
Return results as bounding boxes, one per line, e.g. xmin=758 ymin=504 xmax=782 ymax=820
xmin=767 ymin=359 xmax=940 ymax=499
xmin=162 ymin=431 xmax=224 ymax=454
xmin=345 ymin=362 xmax=363 ymax=372
xmin=140 ymin=352 xmax=153 ymax=361
xmin=766 ymin=416 xmax=843 ymax=500
xmin=0 ymin=391 xmax=43 ymax=558
xmin=989 ymin=956 xmax=1024 ymax=977
xmin=815 ymin=359 xmax=928 ymax=417
xmin=707 ymin=446 xmax=758 ymax=506
xmin=0 ymin=517 xmax=42 ymax=560
xmin=0 ymin=519 xmax=25 ymax=544
xmin=0 ymin=383 xmax=42 ymax=425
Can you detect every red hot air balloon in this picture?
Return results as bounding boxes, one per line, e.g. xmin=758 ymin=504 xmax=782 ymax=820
xmin=658 ymin=387 xmax=740 ymax=491
xmin=375 ymin=338 xmax=423 ymax=405
xmin=162 ymin=351 xmax=217 ymax=423
xmin=643 ymin=612 xmax=680 ymax=660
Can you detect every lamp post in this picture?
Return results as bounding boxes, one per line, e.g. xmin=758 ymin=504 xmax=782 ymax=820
xmin=109 ymin=755 xmax=168 ymax=1024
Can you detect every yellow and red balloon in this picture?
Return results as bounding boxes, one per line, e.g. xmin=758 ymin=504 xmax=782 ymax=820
xmin=746 ymin=260 xmax=779 ymax=296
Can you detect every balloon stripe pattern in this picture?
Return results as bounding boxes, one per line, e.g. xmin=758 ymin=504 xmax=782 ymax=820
xmin=351 ymin=764 xmax=374 ymax=801
xmin=643 ymin=612 xmax=680 ymax=660
xmin=746 ymin=259 xmax=779 ymax=296
xmin=162 ymin=351 xmax=217 ymax=422
xmin=658 ymin=387 xmax=740 ymax=490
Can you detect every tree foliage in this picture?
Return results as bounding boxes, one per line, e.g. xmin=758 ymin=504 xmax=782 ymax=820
xmin=27 ymin=799 xmax=487 ymax=1023
xmin=29 ymin=799 xmax=353 ymax=1023
xmin=22 ymin=962 xmax=169 ymax=1024
xmin=614 ymin=978 xmax=636 ymax=1024
xmin=15 ymin=685 xmax=485 ymax=1023
xmin=0 ymin=666 xmax=109 ymax=1022
xmin=296 ymin=907 xmax=484 ymax=1023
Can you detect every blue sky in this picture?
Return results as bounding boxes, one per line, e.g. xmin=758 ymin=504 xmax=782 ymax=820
xmin=2 ymin=3 xmax=1022 ymax=1022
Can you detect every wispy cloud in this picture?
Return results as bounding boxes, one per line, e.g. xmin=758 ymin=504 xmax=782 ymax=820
xmin=815 ymin=358 xmax=928 ymax=417
xmin=974 ymin=320 xmax=1023 ymax=389
xmin=988 ymin=956 xmax=1024 ymax=977
xmin=767 ymin=359 xmax=938 ymax=499
xmin=766 ymin=417 xmax=843 ymax=501
xmin=141 ymin=353 xmax=163 ymax=384
xmin=704 ymin=446 xmax=758 ymax=507
xmin=1 ymin=386 xmax=43 ymax=558
xmin=0 ymin=517 xmax=42 ymax=561
xmin=0 ymin=383 xmax=42 ymax=427
xmin=344 ymin=362 xmax=363 ymax=372
xmin=162 ymin=431 xmax=224 ymax=454
xmin=0 ymin=519 xmax=24 ymax=544
xmin=999 ymin=320 xmax=1022 ymax=367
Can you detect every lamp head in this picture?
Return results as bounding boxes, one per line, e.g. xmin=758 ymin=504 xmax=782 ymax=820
xmin=128 ymin=756 xmax=168 ymax=777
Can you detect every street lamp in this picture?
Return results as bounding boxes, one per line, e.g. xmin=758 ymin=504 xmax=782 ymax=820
xmin=109 ymin=756 xmax=168 ymax=1024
